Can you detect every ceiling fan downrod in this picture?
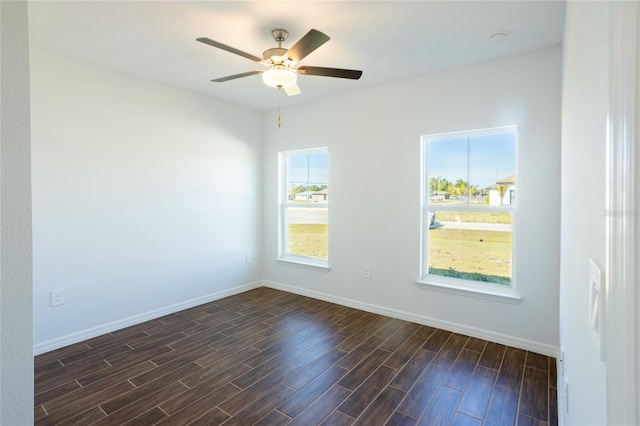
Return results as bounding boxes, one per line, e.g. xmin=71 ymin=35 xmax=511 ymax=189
xmin=271 ymin=29 xmax=289 ymax=48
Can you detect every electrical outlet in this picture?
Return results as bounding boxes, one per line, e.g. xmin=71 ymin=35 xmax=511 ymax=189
xmin=363 ymin=265 xmax=372 ymax=279
xmin=51 ymin=289 xmax=65 ymax=306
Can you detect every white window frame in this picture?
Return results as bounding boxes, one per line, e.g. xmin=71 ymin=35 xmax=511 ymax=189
xmin=416 ymin=126 xmax=521 ymax=304
xmin=276 ymin=147 xmax=330 ymax=271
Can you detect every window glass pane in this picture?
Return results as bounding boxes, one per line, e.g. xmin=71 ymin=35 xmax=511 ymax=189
xmin=287 ymin=207 xmax=328 ymax=259
xmin=308 ymin=150 xmax=329 ymax=187
xmin=469 ymin=133 xmax=516 ymax=206
xmin=428 ymin=137 xmax=468 ymax=204
xmin=428 ymin=210 xmax=512 ymax=285
xmin=286 ymin=151 xmax=329 ymax=205
xmin=281 ymin=148 xmax=329 ymax=262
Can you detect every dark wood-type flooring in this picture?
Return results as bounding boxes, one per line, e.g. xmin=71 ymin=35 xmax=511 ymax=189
xmin=35 ymin=287 xmax=558 ymax=425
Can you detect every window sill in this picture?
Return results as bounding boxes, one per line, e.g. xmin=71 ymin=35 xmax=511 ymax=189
xmin=415 ymin=277 xmax=521 ymax=304
xmin=276 ymin=256 xmax=331 ymax=272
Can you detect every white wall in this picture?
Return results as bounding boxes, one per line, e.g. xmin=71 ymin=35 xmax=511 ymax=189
xmin=0 ymin=1 xmax=34 ymax=424
xmin=559 ymin=2 xmax=609 ymax=424
xmin=30 ymin=49 xmax=264 ymax=352
xmin=263 ymin=47 xmax=561 ymax=354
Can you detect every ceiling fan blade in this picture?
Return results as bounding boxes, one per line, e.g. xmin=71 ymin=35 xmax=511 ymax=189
xmin=212 ymin=70 xmax=263 ymax=82
xmin=285 ymin=84 xmax=302 ymax=96
xmin=297 ymin=66 xmax=363 ymax=80
xmin=285 ymin=29 xmax=330 ymax=63
xmin=196 ymin=37 xmax=262 ymax=62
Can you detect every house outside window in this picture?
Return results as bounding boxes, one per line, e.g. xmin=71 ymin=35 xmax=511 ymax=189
xmin=277 ymin=148 xmax=329 ymax=269
xmin=419 ymin=126 xmax=517 ymax=293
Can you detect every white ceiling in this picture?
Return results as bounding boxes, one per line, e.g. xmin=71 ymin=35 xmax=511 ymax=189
xmin=28 ymin=1 xmax=565 ymax=111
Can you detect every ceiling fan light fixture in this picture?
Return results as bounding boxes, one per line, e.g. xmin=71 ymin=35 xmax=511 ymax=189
xmin=262 ymin=67 xmax=297 ymax=88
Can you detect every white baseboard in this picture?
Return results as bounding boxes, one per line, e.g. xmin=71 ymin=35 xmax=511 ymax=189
xmin=33 ymin=281 xmax=263 ymax=355
xmin=263 ymin=280 xmax=559 ymax=358
xmin=35 ymin=279 xmax=559 ymax=358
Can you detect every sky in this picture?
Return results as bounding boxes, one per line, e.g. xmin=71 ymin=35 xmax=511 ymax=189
xmin=428 ymin=132 xmax=516 ymax=188
xmin=285 ymin=132 xmax=516 ymax=190
xmin=287 ymin=150 xmax=329 ymax=187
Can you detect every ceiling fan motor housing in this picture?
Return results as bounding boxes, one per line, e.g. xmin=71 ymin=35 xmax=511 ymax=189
xmin=263 ymin=47 xmax=289 ymax=64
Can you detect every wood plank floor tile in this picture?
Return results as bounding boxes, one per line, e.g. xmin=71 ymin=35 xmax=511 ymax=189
xmin=221 ymin=384 xmax=295 ymax=426
xmin=120 ymin=407 xmax=170 ymax=426
xmin=423 ymin=329 xmax=453 ymax=352
xmin=549 ymin=358 xmax=558 ymax=388
xmin=380 ymin=322 xmax=422 ymax=353
xmin=34 ymin=404 xmax=47 ymax=422
xmin=253 ymin=409 xmax=291 ymax=426
xmin=432 ymin=334 xmax=469 ymax=370
xmin=418 ymin=385 xmax=463 ymax=426
xmin=517 ymin=413 xmax=549 ymax=426
xmin=496 ymin=347 xmax=526 ymax=392
xmin=457 ymin=365 xmax=498 ymax=419
xmin=549 ymin=387 xmax=558 ymax=426
xmin=337 ymin=365 xmax=397 ymax=418
xmin=34 ymin=379 xmax=81 ymax=406
xmin=60 ymin=341 xmax=135 ymax=366
xmin=242 ymin=333 xmax=305 ymax=368
xmin=32 ymin=288 xmax=558 ymax=426
xmin=334 ymin=315 xmax=372 ymax=338
xmin=375 ymin=318 xmax=408 ymax=339
xmin=156 ymin=382 xmax=241 ymax=426
xmin=286 ymin=347 xmax=348 ymax=390
xmin=320 ymin=410 xmax=355 ymax=426
xmin=352 ymin=385 xmax=406 ymax=425
xmin=397 ymin=364 xmax=449 ymax=418
xmin=288 ymin=384 xmax=352 ymax=426
xmin=77 ymin=359 xmax=157 ymax=388
xmin=414 ymin=325 xmax=437 ymax=339
xmin=160 ymin=363 xmax=251 ymax=415
xmin=100 ymin=362 xmax=202 ymax=415
xmin=464 ymin=337 xmax=488 ymax=353
xmin=337 ymin=348 xmax=392 ymax=391
xmin=35 ymin=358 xmax=111 ymax=395
xmin=43 ymin=368 xmax=139 ymax=416
xmin=387 ymin=411 xmax=419 ymax=426
xmin=128 ymin=354 xmax=205 ymax=387
xmin=478 ymin=341 xmax=506 ymax=370
xmin=90 ymin=381 xmax=189 ymax=426
xmin=526 ymin=351 xmax=550 ymax=371
xmin=34 ymin=342 xmax=90 ymax=369
xmin=337 ymin=335 xmax=387 ymax=370
xmin=217 ymin=363 xmax=299 ymax=416
xmin=389 ymin=348 xmax=436 ymax=392
xmin=451 ymin=412 xmax=483 ymax=426
xmin=36 ymin=381 xmax=135 ymax=425
xmin=443 ymin=349 xmax=482 ymax=391
xmin=180 ymin=407 xmax=229 ymax=426
xmin=483 ymin=385 xmax=520 ymax=426
xmin=230 ymin=345 xmax=302 ymax=389
xmin=193 ymin=344 xmax=259 ymax=370
xmin=519 ymin=366 xmax=549 ymax=421
xmin=291 ymin=334 xmax=345 ymax=367
xmin=56 ymin=406 xmax=106 ymax=426
xmin=181 ymin=349 xmax=256 ymax=388
xmin=279 ymin=364 xmax=349 ymax=417
xmin=385 ymin=333 xmax=430 ymax=370
xmin=336 ymin=320 xmax=385 ymax=353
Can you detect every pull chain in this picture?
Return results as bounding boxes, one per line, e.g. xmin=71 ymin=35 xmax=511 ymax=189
xmin=277 ymin=87 xmax=282 ymax=128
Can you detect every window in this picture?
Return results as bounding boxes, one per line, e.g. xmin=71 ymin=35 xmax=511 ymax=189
xmin=419 ymin=126 xmax=519 ymax=301
xmin=278 ymin=148 xmax=329 ymax=269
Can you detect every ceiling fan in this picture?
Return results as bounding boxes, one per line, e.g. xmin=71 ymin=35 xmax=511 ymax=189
xmin=196 ymin=28 xmax=363 ymax=96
